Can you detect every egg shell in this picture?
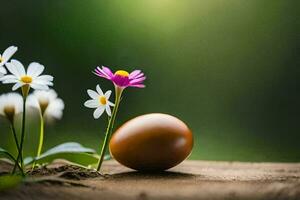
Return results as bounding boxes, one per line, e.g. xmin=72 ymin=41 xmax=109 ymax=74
xmin=109 ymin=113 xmax=193 ymax=171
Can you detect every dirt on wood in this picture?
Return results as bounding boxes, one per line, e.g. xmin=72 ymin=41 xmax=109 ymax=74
xmin=0 ymin=160 xmax=299 ymax=200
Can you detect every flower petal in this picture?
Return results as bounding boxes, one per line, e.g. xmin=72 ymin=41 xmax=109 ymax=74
xmin=108 ymin=101 xmax=115 ymax=106
xmin=26 ymin=94 xmax=40 ymax=108
xmin=105 ymin=105 xmax=112 ymax=116
xmin=129 ymin=70 xmax=141 ymax=79
xmin=2 ymin=79 xmax=19 ymax=84
xmin=104 ymin=90 xmax=112 ymax=99
xmin=6 ymin=59 xmax=26 ymax=78
xmin=36 ymin=75 xmax=53 ymax=82
xmin=94 ymin=67 xmax=111 ymax=79
xmin=33 ymin=79 xmax=54 ymax=86
xmin=129 ymin=84 xmax=145 ymax=88
xmin=94 ymin=66 xmax=114 ymax=80
xmin=84 ymin=99 xmax=99 ymax=108
xmin=129 ymin=76 xmax=146 ymax=85
xmin=93 ymin=70 xmax=106 ymax=79
xmin=30 ymin=83 xmax=49 ymax=90
xmin=0 ymin=66 xmax=7 ymax=74
xmin=93 ymin=107 xmax=105 ymax=119
xmin=0 ymin=74 xmax=16 ymax=81
xmin=101 ymin=66 xmax=114 ymax=77
xmin=133 ymin=72 xmax=145 ymax=79
xmin=27 ymin=62 xmax=45 ymax=78
xmin=2 ymin=46 xmax=17 ymax=63
xmin=96 ymin=85 xmax=103 ymax=95
xmin=87 ymin=89 xmax=99 ymax=99
xmin=46 ymin=99 xmax=65 ymax=119
xmin=12 ymin=82 xmax=24 ymax=91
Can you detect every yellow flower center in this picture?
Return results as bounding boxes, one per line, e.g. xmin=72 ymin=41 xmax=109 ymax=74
xmin=0 ymin=57 xmax=3 ymax=63
xmin=115 ymin=70 xmax=129 ymax=77
xmin=21 ymin=75 xmax=33 ymax=84
xmin=99 ymin=96 xmax=107 ymax=105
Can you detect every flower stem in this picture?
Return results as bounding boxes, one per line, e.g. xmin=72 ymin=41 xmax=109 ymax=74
xmin=10 ymin=123 xmax=20 ymax=154
xmin=96 ymin=87 xmax=123 ymax=171
xmin=32 ymin=112 xmax=44 ymax=169
xmin=14 ymin=96 xmax=27 ymax=175
xmin=10 ymin=122 xmax=21 ymax=174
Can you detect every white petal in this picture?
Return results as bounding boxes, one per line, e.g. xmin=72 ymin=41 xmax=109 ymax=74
xmin=0 ymin=66 xmax=7 ymax=74
xmin=108 ymin=101 xmax=115 ymax=106
xmin=46 ymin=99 xmax=65 ymax=119
xmin=105 ymin=105 xmax=112 ymax=116
xmin=84 ymin=99 xmax=99 ymax=108
xmin=87 ymin=89 xmax=99 ymax=99
xmin=96 ymin=85 xmax=103 ymax=95
xmin=104 ymin=90 xmax=112 ymax=99
xmin=12 ymin=82 xmax=24 ymax=91
xmin=93 ymin=107 xmax=105 ymax=119
xmin=47 ymin=89 xmax=58 ymax=101
xmin=33 ymin=79 xmax=53 ymax=86
xmin=35 ymin=75 xmax=53 ymax=82
xmin=27 ymin=62 xmax=44 ymax=78
xmin=30 ymin=83 xmax=49 ymax=90
xmin=0 ymin=75 xmax=18 ymax=84
xmin=27 ymin=94 xmax=40 ymax=109
xmin=6 ymin=60 xmax=26 ymax=78
xmin=52 ymin=98 xmax=65 ymax=110
xmin=47 ymin=110 xmax=63 ymax=119
xmin=0 ymin=74 xmax=16 ymax=81
xmin=2 ymin=46 xmax=17 ymax=62
xmin=2 ymin=79 xmax=19 ymax=84
xmin=0 ymin=92 xmax=23 ymax=115
xmin=33 ymin=75 xmax=54 ymax=87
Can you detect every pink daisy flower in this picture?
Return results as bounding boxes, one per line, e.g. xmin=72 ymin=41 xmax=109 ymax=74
xmin=94 ymin=66 xmax=146 ymax=89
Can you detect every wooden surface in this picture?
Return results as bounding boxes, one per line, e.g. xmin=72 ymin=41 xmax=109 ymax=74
xmin=1 ymin=160 xmax=300 ymax=200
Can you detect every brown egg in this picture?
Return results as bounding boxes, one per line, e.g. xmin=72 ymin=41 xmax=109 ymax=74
xmin=109 ymin=113 xmax=193 ymax=171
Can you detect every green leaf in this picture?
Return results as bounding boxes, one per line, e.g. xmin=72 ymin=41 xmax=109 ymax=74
xmin=0 ymin=175 xmax=23 ymax=191
xmin=35 ymin=153 xmax=99 ymax=167
xmin=0 ymin=147 xmax=23 ymax=173
xmin=0 ymin=147 xmax=17 ymax=163
xmin=25 ymin=142 xmax=98 ymax=167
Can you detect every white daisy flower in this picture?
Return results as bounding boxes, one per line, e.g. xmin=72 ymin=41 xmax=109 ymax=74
xmin=0 ymin=59 xmax=53 ymax=91
xmin=27 ymin=89 xmax=65 ymax=120
xmin=84 ymin=85 xmax=114 ymax=119
xmin=0 ymin=92 xmax=23 ymax=122
xmin=0 ymin=46 xmax=18 ymax=77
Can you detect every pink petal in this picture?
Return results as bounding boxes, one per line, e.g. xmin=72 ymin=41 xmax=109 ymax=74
xmin=129 ymin=76 xmax=146 ymax=84
xmin=133 ymin=72 xmax=144 ymax=79
xmin=101 ymin=66 xmax=114 ymax=78
xmin=94 ymin=67 xmax=111 ymax=80
xmin=93 ymin=71 xmax=107 ymax=79
xmin=129 ymin=70 xmax=141 ymax=79
xmin=97 ymin=66 xmax=114 ymax=79
xmin=129 ymin=84 xmax=145 ymax=88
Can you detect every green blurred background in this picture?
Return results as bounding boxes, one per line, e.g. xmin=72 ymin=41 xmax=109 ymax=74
xmin=0 ymin=0 xmax=299 ymax=162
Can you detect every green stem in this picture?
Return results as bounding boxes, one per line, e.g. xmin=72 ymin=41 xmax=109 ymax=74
xmin=10 ymin=123 xmax=20 ymax=154
xmin=10 ymin=123 xmax=20 ymax=174
xmin=4 ymin=150 xmax=24 ymax=176
xmin=96 ymin=87 xmax=123 ymax=171
xmin=15 ymin=96 xmax=27 ymax=174
xmin=32 ymin=112 xmax=44 ymax=169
